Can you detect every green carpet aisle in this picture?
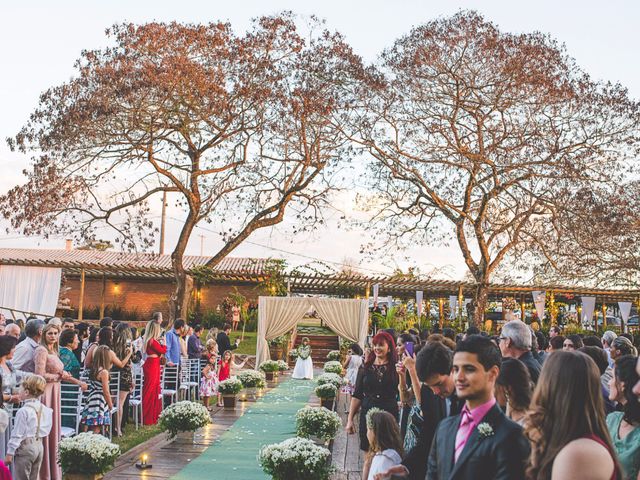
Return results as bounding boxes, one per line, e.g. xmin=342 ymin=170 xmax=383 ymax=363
xmin=172 ymin=376 xmax=315 ymax=480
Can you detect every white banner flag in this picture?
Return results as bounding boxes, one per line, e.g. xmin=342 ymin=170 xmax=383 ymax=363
xmin=581 ymin=296 xmax=596 ymax=326
xmin=619 ymin=301 xmax=632 ymax=333
xmin=372 ymin=283 xmax=380 ymax=304
xmin=416 ymin=291 xmax=423 ymax=317
xmin=532 ymin=291 xmax=546 ymax=322
xmin=449 ymin=295 xmax=458 ymax=319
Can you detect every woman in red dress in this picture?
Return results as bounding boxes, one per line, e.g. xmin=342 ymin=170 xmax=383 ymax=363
xmin=142 ymin=321 xmax=166 ymax=425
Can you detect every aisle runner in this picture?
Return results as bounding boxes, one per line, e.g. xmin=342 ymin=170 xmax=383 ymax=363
xmin=172 ymin=377 xmax=314 ymax=480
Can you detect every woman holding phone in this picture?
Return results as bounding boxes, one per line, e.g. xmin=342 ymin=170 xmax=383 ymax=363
xmin=395 ymin=333 xmax=417 ymax=439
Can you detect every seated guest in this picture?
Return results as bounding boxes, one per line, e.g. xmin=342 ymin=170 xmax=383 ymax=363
xmin=525 ymin=351 xmax=622 ymax=480
xmin=606 ymin=355 xmax=640 ymax=480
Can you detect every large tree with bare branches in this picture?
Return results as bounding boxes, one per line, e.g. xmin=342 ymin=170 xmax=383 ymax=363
xmin=352 ymin=11 xmax=640 ymax=324
xmin=3 ymin=13 xmax=362 ymax=321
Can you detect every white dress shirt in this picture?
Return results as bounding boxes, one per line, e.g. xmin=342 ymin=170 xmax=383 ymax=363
xmin=11 ymin=337 xmax=40 ymax=373
xmin=7 ymin=399 xmax=53 ymax=455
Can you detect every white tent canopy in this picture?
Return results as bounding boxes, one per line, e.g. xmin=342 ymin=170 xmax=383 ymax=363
xmin=0 ymin=265 xmax=61 ymax=319
xmin=255 ymin=296 xmax=369 ymax=368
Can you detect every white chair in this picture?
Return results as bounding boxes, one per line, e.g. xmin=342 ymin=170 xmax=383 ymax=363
xmin=60 ymin=382 xmax=83 ymax=438
xmin=161 ymin=365 xmax=179 ymax=406
xmin=179 ymin=359 xmax=199 ymax=401
xmin=107 ymin=371 xmax=121 ymax=440
xmin=129 ymin=369 xmax=144 ymax=430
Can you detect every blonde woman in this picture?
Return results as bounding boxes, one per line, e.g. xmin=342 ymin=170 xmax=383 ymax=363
xmin=142 ymin=321 xmax=166 ymax=425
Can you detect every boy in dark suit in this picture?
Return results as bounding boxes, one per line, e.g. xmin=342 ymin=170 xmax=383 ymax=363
xmin=426 ymin=335 xmax=529 ymax=480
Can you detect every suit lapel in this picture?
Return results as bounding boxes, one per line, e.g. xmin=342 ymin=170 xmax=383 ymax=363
xmin=448 ymin=404 xmax=503 ymax=480
xmin=441 ymin=414 xmax=460 ymax=479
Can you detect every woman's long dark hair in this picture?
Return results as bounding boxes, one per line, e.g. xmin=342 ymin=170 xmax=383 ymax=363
xmin=367 ymin=410 xmax=403 ymax=458
xmin=614 ymin=355 xmax=640 ymax=425
xmin=497 ymin=357 xmax=532 ymax=412
xmin=364 ymin=331 xmax=397 ymax=367
xmin=525 ymin=351 xmax=622 ymax=480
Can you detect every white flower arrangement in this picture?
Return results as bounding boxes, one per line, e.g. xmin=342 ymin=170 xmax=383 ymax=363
xmin=218 ymin=378 xmax=243 ymax=395
xmin=295 ymin=406 xmax=342 ymax=441
xmin=259 ymin=359 xmax=281 ymax=373
xmin=258 ymin=437 xmax=333 ymax=480
xmin=238 ymin=370 xmax=266 ymax=388
xmin=365 ymin=407 xmax=386 ymax=429
xmin=297 ymin=345 xmax=312 ymax=360
xmin=58 ymin=432 xmax=120 ymax=474
xmin=315 ymin=383 xmax=337 ymax=399
xmin=277 ymin=359 xmax=289 ymax=371
xmin=289 ymin=349 xmax=299 ymax=359
xmin=477 ymin=422 xmax=495 ymax=439
xmin=316 ymin=372 xmax=344 ymax=389
xmin=158 ymin=400 xmax=210 ymax=439
xmin=326 ymin=350 xmax=341 ymax=361
xmin=323 ymin=360 xmax=343 ymax=375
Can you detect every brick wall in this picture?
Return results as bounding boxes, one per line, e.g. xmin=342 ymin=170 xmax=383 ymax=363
xmin=64 ymin=277 xmax=259 ymax=320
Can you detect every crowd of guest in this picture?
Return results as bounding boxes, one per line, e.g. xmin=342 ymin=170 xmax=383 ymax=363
xmin=348 ymin=322 xmax=640 ymax=480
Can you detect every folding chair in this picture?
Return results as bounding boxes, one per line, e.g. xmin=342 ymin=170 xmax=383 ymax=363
xmin=161 ymin=365 xmax=179 ymax=406
xmin=107 ymin=371 xmax=121 ymax=440
xmin=60 ymin=382 xmax=83 ymax=438
xmin=179 ymin=359 xmax=199 ymax=401
xmin=129 ymin=369 xmax=144 ymax=430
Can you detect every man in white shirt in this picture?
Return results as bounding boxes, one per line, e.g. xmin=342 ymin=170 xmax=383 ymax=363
xmin=12 ymin=319 xmax=45 ymax=373
xmin=4 ymin=375 xmax=53 ymax=477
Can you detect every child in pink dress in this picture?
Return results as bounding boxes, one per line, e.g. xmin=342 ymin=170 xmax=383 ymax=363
xmin=199 ymin=356 xmax=219 ymax=410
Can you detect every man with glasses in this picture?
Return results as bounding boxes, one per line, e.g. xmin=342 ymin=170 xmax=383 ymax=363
xmin=498 ymin=320 xmax=541 ymax=384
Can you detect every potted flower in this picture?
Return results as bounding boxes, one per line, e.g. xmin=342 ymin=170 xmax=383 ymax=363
xmin=259 ymin=437 xmax=333 ymax=480
xmin=238 ymin=370 xmax=266 ymax=400
xmin=295 ymin=406 xmax=342 ymax=444
xmin=323 ymin=361 xmax=343 ymax=375
xmin=218 ymin=378 xmax=243 ymax=408
xmin=316 ymin=373 xmax=344 ymax=390
xmin=259 ymin=360 xmax=280 ymax=381
xmin=269 ymin=335 xmax=289 ymax=360
xmin=158 ymin=400 xmax=210 ymax=443
xmin=326 ymin=350 xmax=341 ymax=361
xmin=315 ymin=383 xmax=337 ymax=410
xmin=58 ymin=432 xmax=120 ymax=480
xmin=277 ymin=359 xmax=289 ymax=372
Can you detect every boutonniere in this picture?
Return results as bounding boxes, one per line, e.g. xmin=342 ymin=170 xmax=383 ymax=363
xmin=477 ymin=422 xmax=494 ymax=439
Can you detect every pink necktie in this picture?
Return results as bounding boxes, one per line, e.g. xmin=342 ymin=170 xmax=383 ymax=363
xmin=454 ymin=409 xmax=473 ymax=462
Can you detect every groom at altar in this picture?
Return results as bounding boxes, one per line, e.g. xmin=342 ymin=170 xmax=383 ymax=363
xmin=426 ymin=335 xmax=529 ymax=480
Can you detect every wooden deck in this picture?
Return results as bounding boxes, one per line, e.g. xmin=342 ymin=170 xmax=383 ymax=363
xmin=330 ymin=393 xmax=364 ymax=480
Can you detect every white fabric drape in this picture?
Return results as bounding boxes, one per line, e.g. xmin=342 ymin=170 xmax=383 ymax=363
xmin=618 ymin=301 xmax=632 ymax=333
xmin=449 ymin=296 xmax=458 ymax=319
xmin=416 ymin=291 xmax=423 ymax=317
xmin=309 ymin=297 xmax=368 ymax=347
xmin=581 ymin=296 xmax=596 ymax=326
xmin=0 ymin=266 xmax=61 ymax=319
xmin=532 ymin=291 xmax=546 ymax=322
xmin=372 ymin=284 xmax=380 ymax=304
xmin=256 ymin=296 xmax=310 ymax=368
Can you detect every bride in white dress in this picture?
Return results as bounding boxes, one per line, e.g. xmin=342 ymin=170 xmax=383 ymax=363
xmin=292 ymin=337 xmax=313 ymax=379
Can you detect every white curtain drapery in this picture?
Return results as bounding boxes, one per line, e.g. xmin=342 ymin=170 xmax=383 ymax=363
xmin=255 ymin=296 xmax=369 ymax=368
xmin=581 ymin=296 xmax=596 ymax=327
xmin=618 ymin=301 xmax=632 ymax=333
xmin=0 ymin=266 xmax=61 ymax=319
xmin=532 ymin=291 xmax=546 ymax=322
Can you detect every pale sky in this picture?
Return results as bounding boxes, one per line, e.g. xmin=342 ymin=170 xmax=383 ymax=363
xmin=1 ymin=0 xmax=638 ymax=279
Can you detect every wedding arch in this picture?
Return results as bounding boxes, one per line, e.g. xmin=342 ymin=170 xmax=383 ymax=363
xmin=255 ymin=296 xmax=369 ymax=368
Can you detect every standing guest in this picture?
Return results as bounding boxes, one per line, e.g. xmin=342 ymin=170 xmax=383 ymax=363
xmin=563 ymin=334 xmax=584 ymax=351
xmin=442 ymin=328 xmax=456 ymax=342
xmin=216 ymin=324 xmax=239 ymax=357
xmin=499 ymin=320 xmax=541 ymax=384
xmin=634 ymin=356 xmax=640 ymax=397
xmin=292 ymin=337 xmax=313 ymax=380
xmin=366 ymin=410 xmax=403 ymax=480
xmin=34 ymin=323 xmax=66 ymax=480
xmin=61 ymin=318 xmax=74 ymax=331
xmin=47 ymin=318 xmax=62 ymax=329
xmin=396 ymin=333 xmax=419 ymax=438
xmin=131 ymin=327 xmax=143 ymax=358
xmin=112 ymin=323 xmax=133 ymax=437
xmin=611 ymin=337 xmax=638 ymax=361
xmin=151 ymin=312 xmax=163 ymax=326
xmin=525 ymin=351 xmax=622 ymax=480
xmin=12 ymin=319 xmax=45 ymax=372
xmin=84 ymin=327 xmax=131 ymax=370
xmin=342 ymin=344 xmax=364 ymax=398
xmin=83 ymin=327 xmax=98 ymax=363
xmin=81 ymin=346 xmax=113 ymax=435
xmin=495 ymin=358 xmax=532 ymax=426
xmin=4 ymin=324 xmax=20 ymax=340
xmin=607 ymin=355 xmax=640 ymax=480
xmin=204 ymin=339 xmax=218 ymax=364
xmin=206 ymin=327 xmax=219 ymax=344
xmin=188 ymin=325 xmax=205 ymax=359
xmin=199 ymin=356 xmax=218 ymax=410
xmin=4 ymin=375 xmax=52 ymax=480
xmin=584 ymin=336 xmax=604 ymax=349
xmin=165 ymin=319 xmax=186 ymax=367
xmin=74 ymin=323 xmax=89 ymax=364
xmin=463 ymin=326 xmax=480 ymax=340
xmin=179 ymin=327 xmax=188 ymax=358
xmin=99 ymin=317 xmax=113 ymax=329
xmin=603 ymin=331 xmax=618 ymax=368
xmin=58 ymin=330 xmax=82 ymax=381
xmin=547 ymin=335 xmax=565 ymax=353
xmin=533 ymin=331 xmax=548 ymax=365
xmin=580 ymin=346 xmax=617 ymax=414
xmin=142 ymin=322 xmax=166 ymax=425
xmin=346 ymin=331 xmax=399 ymax=452
xmin=549 ymin=325 xmax=561 ymax=338
xmin=427 ymin=335 xmax=530 ymax=480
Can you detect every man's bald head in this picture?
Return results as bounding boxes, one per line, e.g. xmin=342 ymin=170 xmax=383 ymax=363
xmin=5 ymin=323 xmax=20 ymax=339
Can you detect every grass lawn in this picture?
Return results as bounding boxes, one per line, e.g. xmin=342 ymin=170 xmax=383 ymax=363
xmin=114 ymin=423 xmax=163 ymax=453
xmin=232 ymin=331 xmax=257 ymax=355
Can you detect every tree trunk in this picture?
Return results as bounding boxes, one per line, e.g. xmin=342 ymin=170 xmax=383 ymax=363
xmin=471 ymin=281 xmax=490 ymax=328
xmin=169 ymin=267 xmax=194 ymax=325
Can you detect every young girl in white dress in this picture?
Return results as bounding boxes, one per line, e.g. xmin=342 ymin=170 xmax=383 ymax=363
xmin=365 ymin=409 xmax=403 ymax=480
xmin=341 ymin=343 xmax=363 ymax=396
xmin=292 ymin=337 xmax=313 ymax=379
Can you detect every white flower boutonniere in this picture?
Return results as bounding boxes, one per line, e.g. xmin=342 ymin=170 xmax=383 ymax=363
xmin=477 ymin=422 xmax=494 ymax=439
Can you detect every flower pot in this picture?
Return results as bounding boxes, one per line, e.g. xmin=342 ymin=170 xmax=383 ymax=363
xmin=264 ymin=371 xmax=277 ymax=381
xmin=269 ymin=345 xmax=284 ymax=360
xmin=172 ymin=430 xmax=196 ymax=444
xmin=243 ymin=387 xmax=262 ymax=401
xmin=319 ymin=397 xmax=334 ymax=410
xmin=64 ymin=474 xmax=103 ymax=480
xmin=222 ymin=394 xmax=237 ymax=408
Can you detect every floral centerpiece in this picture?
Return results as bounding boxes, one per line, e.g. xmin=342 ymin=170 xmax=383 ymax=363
xmin=315 ymin=383 xmax=337 ymax=409
xmin=326 ymin=350 xmax=341 ymax=361
xmin=295 ymin=406 xmax=342 ymax=443
xmin=218 ymin=378 xmax=243 ymax=408
xmin=259 ymin=359 xmax=281 ymax=380
xmin=158 ymin=401 xmax=210 ymax=440
xmin=58 ymin=432 xmax=120 ymax=478
xmin=316 ymin=373 xmax=344 ymax=390
xmin=277 ymin=359 xmax=289 ymax=371
xmin=259 ymin=437 xmax=333 ymax=480
xmin=238 ymin=370 xmax=266 ymax=389
xmin=323 ymin=361 xmax=343 ymax=375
